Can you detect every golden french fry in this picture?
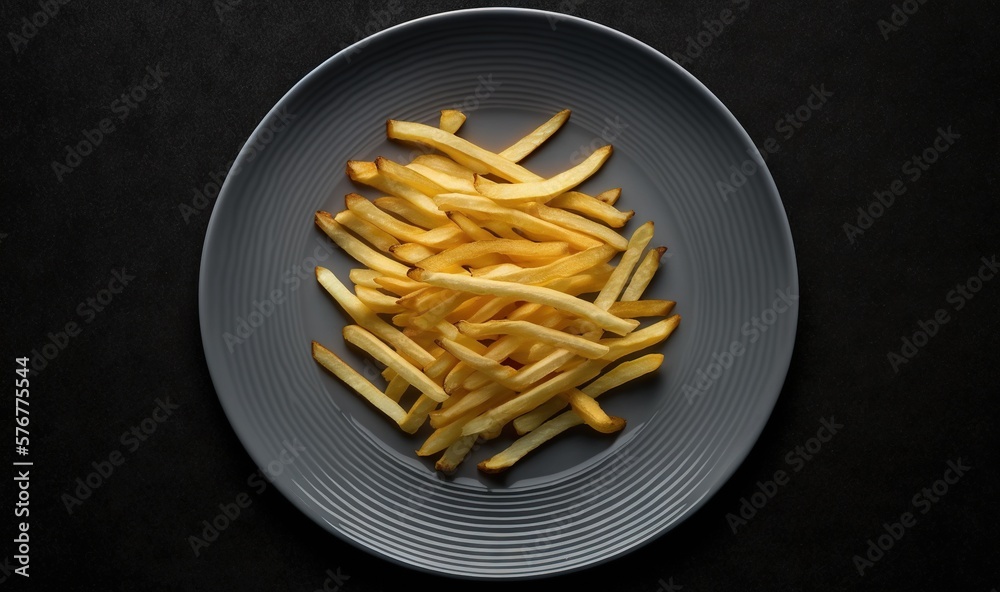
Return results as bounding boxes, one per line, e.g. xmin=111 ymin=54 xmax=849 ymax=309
xmin=434 ymin=193 xmax=602 ymax=250
xmin=475 ymin=145 xmax=612 ymax=203
xmin=347 ymin=160 xmax=449 ymax=226
xmin=457 ymin=320 xmax=610 ymax=359
xmin=475 ymin=244 xmax=617 ymax=284
xmin=561 ymin=389 xmax=625 ymax=434
xmin=406 ymin=162 xmax=478 ymax=194
xmin=547 ymin=191 xmax=634 ymax=228
xmin=312 ymin=341 xmax=406 ymax=424
xmin=376 ymin=156 xmax=450 ymax=197
xmin=528 ymin=203 xmax=629 ymax=250
xmin=416 ymin=239 xmax=570 ymax=271
xmin=438 ymin=109 xmax=466 ymax=134
xmin=600 ymin=315 xmax=680 ymax=360
xmin=435 ymin=434 xmax=478 ymax=474
xmin=386 ymin=120 xmax=543 ymax=182
xmin=498 ymin=109 xmax=570 ymax=162
xmin=355 ymin=285 xmax=404 ymax=314
xmin=334 ymin=210 xmax=401 ymax=252
xmin=346 ymin=193 xmax=465 ymax=248
xmin=399 ymin=394 xmax=438 ymax=434
xmin=595 ymin=187 xmax=621 ymax=205
xmin=373 ymin=196 xmax=447 ymax=230
xmin=460 ymin=359 xmax=605 ymax=436
xmin=383 ymin=373 xmax=410 ymax=402
xmin=315 ymin=266 xmax=435 ymax=368
xmin=513 ymin=353 xmax=665 ymax=434
xmin=348 ymin=268 xmax=383 ymax=288
xmin=315 ymin=212 xmax=412 ymax=279
xmin=343 ymin=325 xmax=447 ymax=402
xmin=608 ymin=299 xmax=675 ymax=318
xmin=593 ymin=221 xmax=655 ymax=309
xmin=410 ymin=268 xmax=639 ymax=336
xmin=621 ymin=247 xmax=667 ymax=301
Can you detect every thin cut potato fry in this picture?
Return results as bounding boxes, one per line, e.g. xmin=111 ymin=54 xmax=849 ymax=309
xmin=346 ymin=193 xmax=464 ymax=248
xmin=376 ymin=156 xmax=450 ymax=197
xmin=355 ymin=285 xmax=404 ymax=314
xmin=528 ymin=203 xmax=629 ymax=250
xmin=410 ymin=269 xmax=639 ymax=336
xmin=595 ymin=187 xmax=622 ymax=205
xmin=514 ymin=353 xmax=665 ymax=434
xmin=315 ymin=212 xmax=411 ymax=279
xmin=475 ymin=145 xmax=612 ymax=203
xmin=498 ymin=109 xmax=570 ymax=162
xmin=435 ymin=434 xmax=478 ymax=474
xmin=342 ymin=325 xmax=447 ymax=402
xmin=386 ymin=120 xmax=544 ymax=182
xmin=406 ymin=162 xmax=478 ymax=194
xmin=373 ymin=196 xmax=447 ymax=230
xmin=621 ymin=246 xmax=667 ymax=301
xmin=608 ymin=299 xmax=675 ymax=318
xmin=547 ymin=191 xmax=634 ymax=228
xmin=457 ymin=320 xmax=610 ymax=359
xmin=438 ymin=109 xmax=466 ymax=134
xmin=383 ymin=373 xmax=410 ymax=402
xmin=417 ymin=239 xmax=570 ymax=271
xmin=434 ymin=193 xmax=602 ymax=250
xmin=447 ymin=211 xmax=495 ymax=242
xmin=312 ymin=109 xmax=678 ymax=474
xmin=461 ymin=359 xmax=605 ymax=436
xmin=315 ymin=266 xmax=435 ymax=368
xmin=347 ymin=160 xmax=449 ymax=225
xmin=334 ymin=210 xmax=401 ymax=252
xmin=561 ymin=389 xmax=625 ymax=434
xmin=399 ymin=394 xmax=438 ymax=434
xmin=349 ymin=268 xmax=383 ymax=288
xmin=408 ymin=154 xmax=476 ymax=181
xmin=593 ymin=221 xmax=655 ymax=309
xmin=312 ymin=341 xmax=406 ymax=424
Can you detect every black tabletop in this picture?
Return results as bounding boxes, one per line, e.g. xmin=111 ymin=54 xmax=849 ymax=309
xmin=2 ymin=1 xmax=997 ymax=590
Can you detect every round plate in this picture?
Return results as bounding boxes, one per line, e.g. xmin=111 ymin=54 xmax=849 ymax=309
xmin=199 ymin=7 xmax=798 ymax=580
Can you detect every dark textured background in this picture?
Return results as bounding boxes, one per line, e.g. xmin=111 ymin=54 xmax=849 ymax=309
xmin=1 ymin=1 xmax=997 ymax=590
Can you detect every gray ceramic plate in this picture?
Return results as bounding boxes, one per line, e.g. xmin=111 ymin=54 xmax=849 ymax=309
xmin=199 ymin=7 xmax=798 ymax=580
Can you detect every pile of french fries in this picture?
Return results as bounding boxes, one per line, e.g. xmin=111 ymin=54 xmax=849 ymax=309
xmin=311 ymin=108 xmax=680 ymax=474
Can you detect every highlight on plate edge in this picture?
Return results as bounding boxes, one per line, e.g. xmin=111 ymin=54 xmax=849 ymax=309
xmin=309 ymin=108 xmax=680 ymax=474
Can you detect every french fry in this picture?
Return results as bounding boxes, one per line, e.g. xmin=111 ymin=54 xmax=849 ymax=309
xmin=457 ymin=320 xmax=610 ymax=359
xmin=315 ymin=266 xmax=435 ymax=368
xmin=315 ymin=212 xmax=412 ymax=279
xmin=498 ymin=109 xmax=570 ymax=162
xmin=593 ymin=221 xmax=655 ymax=309
xmin=346 ymin=193 xmax=464 ymax=248
xmin=460 ymin=359 xmax=606 ymax=436
xmin=375 ymin=157 xmax=450 ymax=197
xmin=475 ymin=145 xmax=612 ymax=203
xmin=333 ymin=210 xmax=401 ymax=252
xmin=621 ymin=247 xmax=667 ymax=301
xmin=434 ymin=193 xmax=602 ymax=250
xmin=416 ymin=239 xmax=570 ymax=271
xmin=435 ymin=434 xmax=478 ymax=474
xmin=410 ymin=268 xmax=639 ymax=336
xmin=312 ymin=341 xmax=407 ymax=424
xmin=347 ymin=160 xmax=449 ymax=225
xmin=608 ymin=299 xmax=675 ymax=318
xmin=343 ymin=325 xmax=447 ymax=402
xmin=547 ymin=191 xmax=634 ymax=228
xmin=387 ymin=120 xmax=543 ymax=182
xmin=438 ymin=109 xmax=466 ymax=134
